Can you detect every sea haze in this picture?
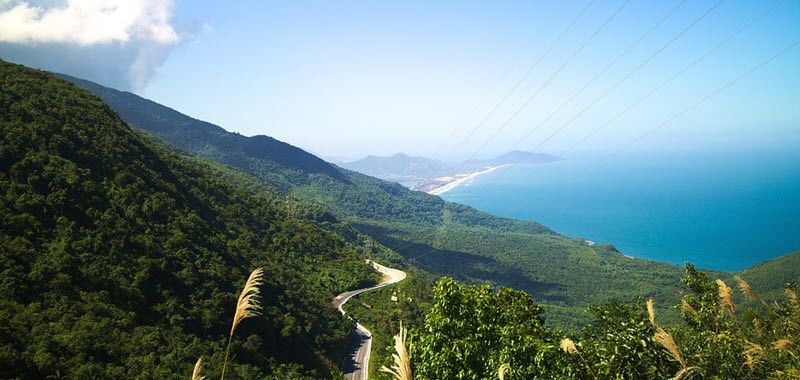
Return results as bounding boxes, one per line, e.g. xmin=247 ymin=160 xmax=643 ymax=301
xmin=439 ymin=148 xmax=800 ymax=272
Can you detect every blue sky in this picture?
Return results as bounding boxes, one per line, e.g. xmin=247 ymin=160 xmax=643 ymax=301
xmin=1 ymin=0 xmax=798 ymax=161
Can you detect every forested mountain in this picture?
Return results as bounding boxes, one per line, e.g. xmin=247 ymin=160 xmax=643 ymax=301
xmin=739 ymin=251 xmax=800 ymax=300
xmin=3 ymin=59 xmax=797 ymax=380
xmin=60 ymin=72 xmax=703 ymax=329
xmin=338 ymin=151 xmax=561 ymax=185
xmin=0 ymin=60 xmax=380 ymax=379
xmin=338 ymin=153 xmax=447 ymax=183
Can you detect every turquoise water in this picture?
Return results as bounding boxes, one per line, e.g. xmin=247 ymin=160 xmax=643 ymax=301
xmin=440 ymin=149 xmax=800 ymax=272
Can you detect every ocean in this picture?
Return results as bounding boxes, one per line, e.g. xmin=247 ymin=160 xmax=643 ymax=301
xmin=439 ymin=148 xmax=800 ymax=272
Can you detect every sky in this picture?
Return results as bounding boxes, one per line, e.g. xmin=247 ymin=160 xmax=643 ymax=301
xmin=1 ymin=0 xmax=798 ymax=162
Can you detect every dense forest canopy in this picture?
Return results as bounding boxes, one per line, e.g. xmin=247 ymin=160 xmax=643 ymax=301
xmin=2 ymin=60 xmax=797 ymax=379
xmin=61 ymin=73 xmax=712 ymax=330
xmin=0 ymin=60 xmax=379 ymax=379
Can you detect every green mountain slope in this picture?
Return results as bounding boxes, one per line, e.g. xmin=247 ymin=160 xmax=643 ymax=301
xmin=63 ymin=73 xmax=712 ymax=328
xmin=739 ymin=251 xmax=800 ymax=300
xmin=0 ymin=60 xmax=380 ymax=379
xmin=338 ymin=152 xmax=447 ymax=182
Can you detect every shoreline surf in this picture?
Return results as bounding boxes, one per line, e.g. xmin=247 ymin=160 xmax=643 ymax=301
xmin=428 ymin=165 xmax=510 ymax=195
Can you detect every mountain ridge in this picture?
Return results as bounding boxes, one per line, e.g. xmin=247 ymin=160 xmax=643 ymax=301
xmin=1 ymin=59 xmax=377 ymax=378
xmin=58 ymin=70 xmax=796 ymax=331
xmin=55 ymin=73 xmax=350 ymax=186
xmin=339 ymin=150 xmax=562 ymax=187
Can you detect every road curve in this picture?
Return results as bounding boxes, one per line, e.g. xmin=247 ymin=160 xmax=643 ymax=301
xmin=333 ymin=260 xmax=407 ymax=380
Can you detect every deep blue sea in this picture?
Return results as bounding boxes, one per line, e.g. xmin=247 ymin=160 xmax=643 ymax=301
xmin=439 ymin=148 xmax=800 ymax=272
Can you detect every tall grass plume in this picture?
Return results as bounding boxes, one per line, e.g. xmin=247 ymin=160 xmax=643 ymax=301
xmin=222 ymin=268 xmax=265 ymax=380
xmin=716 ymin=279 xmax=735 ymax=317
xmin=498 ymin=363 xmax=510 ymax=380
xmin=743 ymin=342 xmax=765 ymax=372
xmin=560 ymin=338 xmax=597 ymax=380
xmin=787 ymin=287 xmax=799 ymax=307
xmin=380 ymin=321 xmax=412 ymax=380
xmin=647 ymin=298 xmax=656 ymax=327
xmin=773 ymin=339 xmax=796 ymax=352
xmin=735 ymin=276 xmax=767 ymax=308
xmin=681 ymin=298 xmax=697 ymax=318
xmin=654 ymin=327 xmax=697 ymax=379
xmin=192 ymin=356 xmax=206 ymax=380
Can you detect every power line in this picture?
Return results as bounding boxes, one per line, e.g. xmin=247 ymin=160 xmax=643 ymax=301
xmin=379 ymin=0 xmax=788 ymax=266
xmin=436 ymin=0 xmax=571 ymax=158
xmin=475 ymin=0 xmax=726 ymax=191
xmin=476 ymin=0 xmax=689 ymax=170
xmin=360 ymin=1 xmax=570 ymax=239
xmin=408 ymin=0 xmax=705 ymax=264
xmin=558 ymin=0 xmax=786 ymax=157
xmin=454 ymin=0 xmax=632 ymax=169
xmin=413 ymin=37 xmax=799 ymax=264
xmin=492 ymin=38 xmax=800 ymax=223
xmin=580 ymin=38 xmax=800 ymax=177
xmin=359 ymin=0 xmax=575 ymax=240
xmin=419 ymin=0 xmax=596 ymax=189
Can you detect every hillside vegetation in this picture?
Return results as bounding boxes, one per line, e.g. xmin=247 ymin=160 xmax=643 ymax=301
xmin=0 ymin=60 xmax=380 ymax=379
xmin=398 ymin=266 xmax=800 ymax=379
xmin=61 ymin=74 xmax=705 ymax=329
xmin=2 ymin=60 xmax=797 ymax=379
xmin=739 ymin=251 xmax=800 ymax=301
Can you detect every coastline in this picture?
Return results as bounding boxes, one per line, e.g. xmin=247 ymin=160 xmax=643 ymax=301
xmin=428 ymin=165 xmax=509 ymax=195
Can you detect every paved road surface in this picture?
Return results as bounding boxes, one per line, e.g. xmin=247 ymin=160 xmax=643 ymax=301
xmin=333 ymin=261 xmax=406 ymax=380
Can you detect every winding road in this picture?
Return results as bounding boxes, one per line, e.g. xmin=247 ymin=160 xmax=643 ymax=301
xmin=333 ymin=260 xmax=407 ymax=380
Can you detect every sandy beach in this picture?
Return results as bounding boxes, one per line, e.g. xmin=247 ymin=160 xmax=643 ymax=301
xmin=428 ymin=165 xmax=509 ymax=195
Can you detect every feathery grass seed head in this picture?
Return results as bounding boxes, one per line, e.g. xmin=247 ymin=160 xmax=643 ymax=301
xmin=753 ymin=318 xmax=763 ymax=338
xmin=222 ymin=268 xmax=265 ymax=380
xmin=498 ymin=363 xmax=511 ymax=380
xmin=230 ymin=268 xmax=265 ymax=337
xmin=560 ymin=338 xmax=578 ymax=355
xmin=773 ymin=339 xmax=797 ymax=352
xmin=654 ymin=327 xmax=686 ymax=369
xmin=380 ymin=321 xmax=412 ymax=380
xmin=735 ymin=276 xmax=767 ymax=307
xmin=743 ymin=342 xmax=765 ymax=372
xmin=716 ymin=279 xmax=735 ymax=316
xmin=787 ymin=287 xmax=799 ymax=307
xmin=682 ymin=298 xmax=697 ymax=317
xmin=647 ymin=298 xmax=656 ymax=327
xmin=192 ymin=356 xmax=206 ymax=380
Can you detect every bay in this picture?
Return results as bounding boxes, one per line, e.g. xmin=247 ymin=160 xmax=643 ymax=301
xmin=439 ymin=148 xmax=800 ymax=272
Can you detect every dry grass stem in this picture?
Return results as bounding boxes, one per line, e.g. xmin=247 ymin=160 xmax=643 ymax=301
xmin=498 ymin=363 xmax=510 ymax=380
xmin=192 ymin=356 xmax=206 ymax=380
xmin=682 ymin=298 xmax=697 ymax=317
xmin=654 ymin=327 xmax=698 ymax=379
xmin=744 ymin=342 xmax=766 ymax=372
xmin=654 ymin=327 xmax=686 ymax=368
xmin=560 ymin=338 xmax=598 ymax=380
xmin=754 ymin=318 xmax=764 ymax=338
xmin=787 ymin=288 xmax=799 ymax=307
xmin=716 ymin=279 xmax=735 ymax=317
xmin=773 ymin=339 xmax=797 ymax=352
xmin=560 ymin=338 xmax=578 ymax=355
xmin=647 ymin=298 xmax=656 ymax=327
xmin=673 ymin=366 xmax=699 ymax=380
xmin=735 ymin=276 xmax=767 ymax=307
xmin=380 ymin=321 xmax=412 ymax=380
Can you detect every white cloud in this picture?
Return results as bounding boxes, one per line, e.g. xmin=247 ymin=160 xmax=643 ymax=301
xmin=0 ymin=0 xmax=188 ymax=91
xmin=0 ymin=0 xmax=179 ymax=45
